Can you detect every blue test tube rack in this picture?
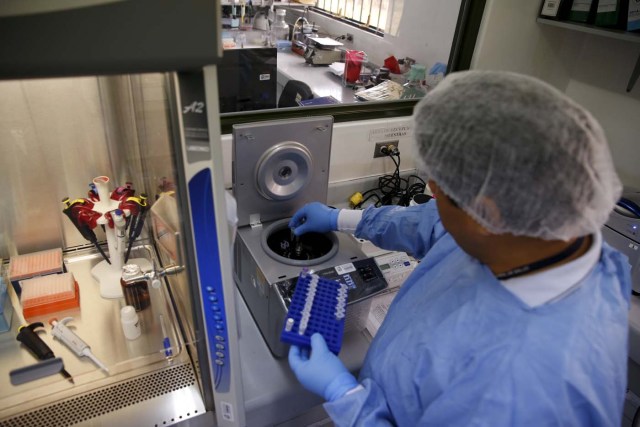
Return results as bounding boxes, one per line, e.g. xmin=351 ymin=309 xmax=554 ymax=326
xmin=280 ymin=271 xmax=348 ymax=355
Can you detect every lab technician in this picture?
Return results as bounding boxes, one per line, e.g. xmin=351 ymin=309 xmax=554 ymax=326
xmin=288 ymin=70 xmax=631 ymax=426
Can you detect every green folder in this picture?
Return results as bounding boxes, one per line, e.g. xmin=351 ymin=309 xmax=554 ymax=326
xmin=595 ymin=0 xmax=629 ymax=28
xmin=568 ymin=0 xmax=597 ymax=23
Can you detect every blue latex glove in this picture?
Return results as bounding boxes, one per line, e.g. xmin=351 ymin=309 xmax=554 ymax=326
xmin=288 ymin=333 xmax=358 ymax=402
xmin=288 ymin=202 xmax=339 ymax=236
xmin=429 ymin=61 xmax=447 ymax=75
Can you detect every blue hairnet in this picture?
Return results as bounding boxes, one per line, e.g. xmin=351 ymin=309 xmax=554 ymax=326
xmin=413 ymin=70 xmax=622 ymax=240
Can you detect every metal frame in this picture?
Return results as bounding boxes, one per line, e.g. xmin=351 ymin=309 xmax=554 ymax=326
xmin=169 ymin=68 xmax=246 ymax=426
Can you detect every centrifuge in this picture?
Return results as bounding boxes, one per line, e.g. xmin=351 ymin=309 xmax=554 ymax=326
xmin=232 ymin=116 xmax=388 ymax=358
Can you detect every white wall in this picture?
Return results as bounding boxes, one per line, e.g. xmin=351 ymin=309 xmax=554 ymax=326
xmin=471 ymin=0 xmax=640 ymax=188
xmin=287 ymin=0 xmax=461 ymax=69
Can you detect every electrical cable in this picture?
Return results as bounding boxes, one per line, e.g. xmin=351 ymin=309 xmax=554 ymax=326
xmin=352 ymin=146 xmax=426 ymax=209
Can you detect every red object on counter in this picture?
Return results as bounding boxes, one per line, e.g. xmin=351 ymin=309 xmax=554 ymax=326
xmin=344 ymin=50 xmax=366 ymax=85
xmin=384 ymin=56 xmax=402 ymax=74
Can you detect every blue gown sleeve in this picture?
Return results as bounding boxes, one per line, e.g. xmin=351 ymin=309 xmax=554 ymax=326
xmin=354 ymin=201 xmax=446 ymax=259
xmin=323 ymin=378 xmax=396 ymax=426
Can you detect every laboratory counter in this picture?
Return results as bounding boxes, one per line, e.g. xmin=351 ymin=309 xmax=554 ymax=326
xmin=277 ymin=50 xmax=357 ymax=104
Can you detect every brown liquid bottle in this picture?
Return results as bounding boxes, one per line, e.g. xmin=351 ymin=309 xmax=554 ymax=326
xmin=120 ymin=264 xmax=151 ymax=311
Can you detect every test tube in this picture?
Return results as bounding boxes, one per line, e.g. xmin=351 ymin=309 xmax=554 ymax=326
xmin=285 ymin=318 xmax=294 ymax=332
xmin=298 ymin=275 xmax=318 ymax=335
xmin=335 ymin=283 xmax=348 ymax=319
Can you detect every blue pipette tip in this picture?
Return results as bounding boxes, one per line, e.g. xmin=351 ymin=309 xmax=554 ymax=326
xmin=159 ymin=314 xmax=172 ymax=358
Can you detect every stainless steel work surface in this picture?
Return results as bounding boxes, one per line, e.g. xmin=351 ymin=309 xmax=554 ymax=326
xmin=0 ymin=245 xmax=193 ymax=423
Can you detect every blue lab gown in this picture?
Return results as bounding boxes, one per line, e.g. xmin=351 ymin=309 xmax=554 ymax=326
xmin=324 ymin=201 xmax=630 ymax=426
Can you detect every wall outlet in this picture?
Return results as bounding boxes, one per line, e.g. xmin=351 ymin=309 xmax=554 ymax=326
xmin=373 ymin=141 xmax=399 ymax=158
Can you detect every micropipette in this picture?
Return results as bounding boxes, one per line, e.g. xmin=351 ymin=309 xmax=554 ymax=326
xmin=124 ymin=194 xmax=149 ymax=263
xmin=49 ymin=317 xmax=109 ymax=373
xmin=16 ymin=322 xmax=74 ymax=383
xmin=112 ymin=209 xmax=126 ymax=252
xmin=62 ymin=197 xmax=111 ymax=264
xmin=159 ymin=314 xmax=173 ymax=358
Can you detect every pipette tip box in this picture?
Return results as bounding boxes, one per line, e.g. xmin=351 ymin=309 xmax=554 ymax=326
xmin=280 ymin=271 xmax=348 ymax=355
xmin=9 ymin=248 xmax=65 ymax=295
xmin=0 ymin=276 xmax=12 ymax=333
xmin=20 ymin=272 xmax=79 ymax=320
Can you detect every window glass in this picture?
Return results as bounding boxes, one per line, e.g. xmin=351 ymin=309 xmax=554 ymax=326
xmin=219 ymin=0 xmax=463 ymax=115
xmin=315 ymin=0 xmax=391 ymax=33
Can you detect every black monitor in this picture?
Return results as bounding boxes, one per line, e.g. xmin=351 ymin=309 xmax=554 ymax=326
xmin=217 ymin=48 xmax=277 ymax=113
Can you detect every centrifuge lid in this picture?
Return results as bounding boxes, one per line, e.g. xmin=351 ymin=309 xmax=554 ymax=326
xmin=232 ymin=116 xmax=334 ymax=227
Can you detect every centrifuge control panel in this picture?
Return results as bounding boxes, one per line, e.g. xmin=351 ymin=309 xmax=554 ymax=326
xmin=373 ymin=252 xmax=417 ymax=290
xmin=276 ymin=258 xmax=388 ymax=308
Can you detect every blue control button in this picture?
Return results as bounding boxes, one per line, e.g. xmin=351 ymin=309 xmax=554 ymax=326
xmin=216 ymin=343 xmax=225 ymax=350
xmin=215 ymin=335 xmax=225 ymax=342
xmin=206 ymin=286 xmax=214 ymax=293
xmin=215 ymin=359 xmax=224 ymax=365
xmin=209 ymin=295 xmax=219 ymax=303
xmin=216 ymin=351 xmax=225 ymax=358
xmin=216 ymin=324 xmax=224 ymax=331
xmin=214 ymin=314 xmax=222 ymax=321
xmin=212 ymin=305 xmax=221 ymax=312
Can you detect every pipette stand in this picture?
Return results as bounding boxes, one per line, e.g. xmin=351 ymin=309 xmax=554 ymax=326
xmin=89 ymin=176 xmax=151 ymax=299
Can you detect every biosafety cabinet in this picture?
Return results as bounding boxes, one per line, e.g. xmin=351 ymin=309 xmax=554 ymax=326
xmin=0 ymin=2 xmax=373 ymax=426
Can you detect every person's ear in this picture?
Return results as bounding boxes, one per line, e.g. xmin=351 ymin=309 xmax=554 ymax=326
xmin=430 ymin=179 xmax=497 ymax=236
xmin=469 ymin=196 xmax=500 ymax=236
xmin=428 ymin=180 xmax=442 ymax=198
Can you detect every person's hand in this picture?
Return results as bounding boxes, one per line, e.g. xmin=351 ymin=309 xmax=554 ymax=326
xmin=288 ymin=202 xmax=339 ymax=236
xmin=288 ymin=333 xmax=358 ymax=402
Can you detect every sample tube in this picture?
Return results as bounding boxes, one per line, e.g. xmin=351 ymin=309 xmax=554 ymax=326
xmin=285 ymin=318 xmax=294 ymax=332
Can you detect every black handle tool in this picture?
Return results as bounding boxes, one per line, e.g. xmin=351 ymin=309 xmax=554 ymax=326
xmin=62 ymin=197 xmax=111 ymax=264
xmin=16 ymin=322 xmax=74 ymax=384
xmin=124 ymin=193 xmax=149 ymax=263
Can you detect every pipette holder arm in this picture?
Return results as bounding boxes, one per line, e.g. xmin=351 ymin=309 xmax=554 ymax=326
xmin=104 ymin=227 xmax=122 ymax=270
xmin=86 ymin=176 xmax=152 ymax=298
xmin=93 ymin=177 xmax=111 ymax=206
xmin=92 ymin=176 xmax=125 ymax=271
